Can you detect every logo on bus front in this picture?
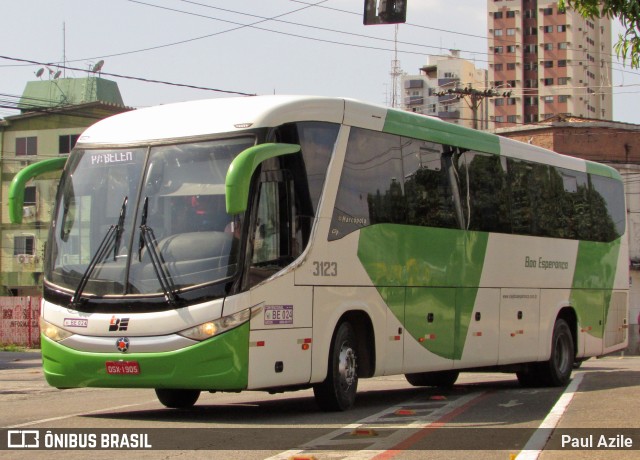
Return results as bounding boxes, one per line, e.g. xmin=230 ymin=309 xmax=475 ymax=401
xmin=109 ymin=316 xmax=130 ymax=332
xmin=115 ymin=337 xmax=130 ymax=353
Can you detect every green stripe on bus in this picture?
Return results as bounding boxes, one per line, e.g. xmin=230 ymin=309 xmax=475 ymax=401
xmin=571 ymin=238 xmax=621 ymax=338
xmin=586 ymin=161 xmax=622 ymax=180
xmin=358 ymin=225 xmax=488 ymax=360
xmin=382 ymin=110 xmax=501 ymax=155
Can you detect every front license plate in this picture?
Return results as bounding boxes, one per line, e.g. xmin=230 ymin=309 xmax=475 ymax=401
xmin=106 ymin=361 xmax=140 ymax=375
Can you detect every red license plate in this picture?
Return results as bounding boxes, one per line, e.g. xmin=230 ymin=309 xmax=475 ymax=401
xmin=106 ymin=361 xmax=140 ymax=375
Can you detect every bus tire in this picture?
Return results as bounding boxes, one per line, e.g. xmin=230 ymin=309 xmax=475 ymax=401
xmin=405 ymin=370 xmax=459 ymax=387
xmin=155 ymin=388 xmax=201 ymax=409
xmin=543 ymin=318 xmax=575 ymax=386
xmin=313 ymin=321 xmax=358 ymax=411
xmin=517 ymin=319 xmax=574 ymax=388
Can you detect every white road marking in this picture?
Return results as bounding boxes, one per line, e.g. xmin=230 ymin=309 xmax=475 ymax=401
xmin=515 ymin=372 xmax=585 ymax=460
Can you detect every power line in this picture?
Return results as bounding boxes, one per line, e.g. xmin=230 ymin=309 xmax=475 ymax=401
xmin=0 ymin=55 xmax=255 ymax=96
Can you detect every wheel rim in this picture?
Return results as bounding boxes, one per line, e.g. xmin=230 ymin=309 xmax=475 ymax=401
xmin=338 ymin=341 xmax=357 ymax=390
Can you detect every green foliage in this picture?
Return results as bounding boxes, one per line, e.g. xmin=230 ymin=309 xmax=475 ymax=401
xmin=560 ymin=0 xmax=640 ymax=68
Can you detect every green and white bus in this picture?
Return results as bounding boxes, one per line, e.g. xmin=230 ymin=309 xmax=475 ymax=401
xmin=9 ymin=96 xmax=628 ymax=411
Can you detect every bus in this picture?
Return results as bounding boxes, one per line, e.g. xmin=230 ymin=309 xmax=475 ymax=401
xmin=9 ymin=95 xmax=628 ymax=411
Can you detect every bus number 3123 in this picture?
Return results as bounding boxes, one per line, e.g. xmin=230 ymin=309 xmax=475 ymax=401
xmin=312 ymin=261 xmax=338 ymax=277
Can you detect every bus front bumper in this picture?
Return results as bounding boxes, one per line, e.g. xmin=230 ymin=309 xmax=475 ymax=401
xmin=40 ymin=323 xmax=249 ymax=390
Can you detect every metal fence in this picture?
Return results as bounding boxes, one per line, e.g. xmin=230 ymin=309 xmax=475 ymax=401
xmin=0 ymin=297 xmax=41 ymax=348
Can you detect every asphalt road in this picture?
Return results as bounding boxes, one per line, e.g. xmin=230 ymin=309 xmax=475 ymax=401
xmin=1 ymin=351 xmax=639 ymax=459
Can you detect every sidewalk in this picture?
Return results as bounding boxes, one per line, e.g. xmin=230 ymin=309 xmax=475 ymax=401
xmin=539 ymin=357 xmax=640 ymax=459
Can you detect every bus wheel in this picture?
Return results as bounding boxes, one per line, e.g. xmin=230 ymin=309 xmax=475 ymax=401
xmin=405 ymin=370 xmax=459 ymax=387
xmin=155 ymin=389 xmax=201 ymax=409
xmin=544 ymin=319 xmax=575 ymax=386
xmin=313 ymin=322 xmax=358 ymax=411
xmin=517 ymin=319 xmax=574 ymax=388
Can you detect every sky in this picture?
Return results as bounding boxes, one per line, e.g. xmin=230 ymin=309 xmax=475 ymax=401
xmin=1 ymin=0 xmax=639 ymax=125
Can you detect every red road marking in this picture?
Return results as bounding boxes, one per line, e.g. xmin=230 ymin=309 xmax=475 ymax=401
xmin=372 ymin=391 xmax=493 ymax=460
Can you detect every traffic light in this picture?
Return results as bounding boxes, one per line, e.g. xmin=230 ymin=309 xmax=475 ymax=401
xmin=363 ymin=0 xmax=407 ymax=25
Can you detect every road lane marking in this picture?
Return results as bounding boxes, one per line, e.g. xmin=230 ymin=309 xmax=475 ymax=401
xmin=266 ymin=391 xmax=490 ymax=460
xmin=4 ymin=400 xmax=158 ymax=429
xmin=514 ymin=372 xmax=585 ymax=460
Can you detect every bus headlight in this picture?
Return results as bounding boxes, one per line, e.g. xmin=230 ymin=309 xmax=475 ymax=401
xmin=40 ymin=318 xmax=73 ymax=342
xmin=178 ymin=308 xmax=252 ymax=341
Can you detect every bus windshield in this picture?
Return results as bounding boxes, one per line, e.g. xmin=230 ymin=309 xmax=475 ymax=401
xmin=47 ymin=137 xmax=255 ymax=299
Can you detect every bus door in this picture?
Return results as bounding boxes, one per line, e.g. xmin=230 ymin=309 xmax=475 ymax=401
xmin=245 ymin=161 xmax=314 ymax=390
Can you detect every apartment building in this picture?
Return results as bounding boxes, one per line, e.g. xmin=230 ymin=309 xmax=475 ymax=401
xmin=487 ymin=0 xmax=612 ymax=129
xmin=0 ymin=77 xmax=131 ymax=296
xmin=402 ymin=50 xmax=489 ymax=130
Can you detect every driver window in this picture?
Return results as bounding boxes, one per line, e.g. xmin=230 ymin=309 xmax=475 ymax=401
xmin=248 ymin=170 xmax=296 ymax=287
xmin=252 ymin=182 xmax=280 ymax=264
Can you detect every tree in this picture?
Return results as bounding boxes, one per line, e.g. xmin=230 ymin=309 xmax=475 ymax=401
xmin=559 ymin=0 xmax=640 ymax=68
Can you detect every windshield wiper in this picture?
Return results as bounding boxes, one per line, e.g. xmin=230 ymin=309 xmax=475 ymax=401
xmin=69 ymin=196 xmax=127 ymax=308
xmin=138 ymin=197 xmax=179 ymax=307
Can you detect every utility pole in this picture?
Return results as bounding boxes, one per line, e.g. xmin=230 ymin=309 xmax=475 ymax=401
xmin=434 ymin=86 xmax=512 ymax=130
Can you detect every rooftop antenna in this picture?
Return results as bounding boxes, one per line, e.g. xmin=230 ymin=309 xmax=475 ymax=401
xmin=390 ymin=24 xmax=403 ymax=108
xmin=62 ymin=22 xmax=67 ymax=78
xmin=35 ymin=68 xmax=45 ymax=79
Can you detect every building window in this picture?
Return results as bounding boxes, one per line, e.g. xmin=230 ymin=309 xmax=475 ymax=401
xmin=495 ymin=116 xmax=504 ymax=123
xmin=507 ymin=45 xmax=516 ymax=53
xmin=507 ymin=98 xmax=517 ymax=105
xmin=506 ymin=10 xmax=516 ymax=18
xmin=495 ymin=46 xmax=504 ymax=54
xmin=493 ymin=11 xmax=503 ymax=19
xmin=558 ymin=77 xmax=569 ymax=85
xmin=524 ymin=44 xmax=537 ymax=54
xmin=543 ymin=78 xmax=554 ymax=86
xmin=24 ymin=186 xmax=36 ymax=206
xmin=507 ymin=28 xmax=516 ymax=36
xmin=507 ymin=80 xmax=517 ymax=88
xmin=543 ymin=96 xmax=554 ymax=103
xmin=495 ymin=98 xmax=505 ymax=106
xmin=507 ymin=63 xmax=516 ymax=70
xmin=59 ymin=134 xmax=80 ymax=154
xmin=15 ymin=137 xmax=37 ymax=156
xmin=543 ymin=7 xmax=553 ymax=15
xmin=543 ymin=25 xmax=553 ymax=33
xmin=494 ymin=63 xmax=504 ymax=71
xmin=558 ymin=95 xmax=569 ymax=103
xmin=558 ymin=59 xmax=567 ymax=67
xmin=507 ymin=115 xmax=517 ymax=123
xmin=494 ymin=29 xmax=503 ymax=36
xmin=14 ymin=236 xmax=35 ymax=256
xmin=557 ymin=25 xmax=567 ymax=32
xmin=543 ymin=43 xmax=554 ymax=50
xmin=558 ymin=42 xmax=569 ymax=50
xmin=544 ymin=60 xmax=554 ymax=68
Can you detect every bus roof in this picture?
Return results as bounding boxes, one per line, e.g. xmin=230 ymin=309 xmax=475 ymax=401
xmin=76 ymin=95 xmax=620 ymax=180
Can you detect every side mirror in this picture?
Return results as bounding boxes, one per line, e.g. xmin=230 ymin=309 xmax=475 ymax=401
xmin=8 ymin=157 xmax=67 ymax=224
xmin=364 ymin=0 xmax=407 ymax=25
xmin=225 ymin=143 xmax=300 ymax=215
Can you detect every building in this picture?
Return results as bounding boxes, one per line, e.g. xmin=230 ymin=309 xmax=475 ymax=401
xmin=0 ymin=77 xmax=131 ymax=296
xmin=487 ymin=0 xmax=612 ymax=129
xmin=402 ymin=50 xmax=489 ymax=130
xmin=495 ymin=116 xmax=640 ymax=352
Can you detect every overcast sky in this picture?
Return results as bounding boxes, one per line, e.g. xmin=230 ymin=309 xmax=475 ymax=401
xmin=1 ymin=0 xmax=638 ymax=125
